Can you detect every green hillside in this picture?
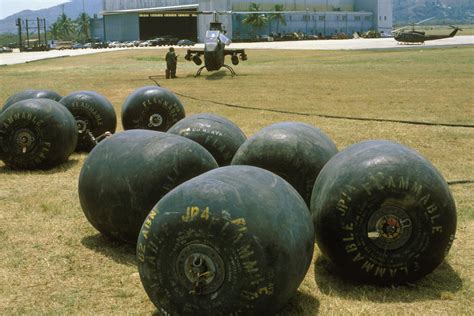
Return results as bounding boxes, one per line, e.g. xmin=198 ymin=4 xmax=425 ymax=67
xmin=394 ymin=0 xmax=474 ymax=24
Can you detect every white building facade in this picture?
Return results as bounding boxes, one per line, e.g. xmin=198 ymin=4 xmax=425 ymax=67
xmin=100 ymin=0 xmax=392 ymax=41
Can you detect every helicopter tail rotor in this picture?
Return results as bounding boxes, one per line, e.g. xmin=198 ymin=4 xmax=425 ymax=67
xmin=448 ymin=25 xmax=463 ymax=37
xmin=449 ymin=25 xmax=463 ymax=31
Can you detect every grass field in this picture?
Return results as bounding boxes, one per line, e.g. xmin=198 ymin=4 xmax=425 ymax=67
xmin=0 ymin=46 xmax=473 ymax=315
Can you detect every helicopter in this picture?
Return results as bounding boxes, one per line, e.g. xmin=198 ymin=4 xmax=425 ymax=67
xmin=393 ymin=18 xmax=463 ymax=44
xmin=185 ymin=20 xmax=247 ymax=77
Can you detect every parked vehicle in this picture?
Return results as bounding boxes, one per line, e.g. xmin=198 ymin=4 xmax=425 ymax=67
xmin=0 ymin=46 xmax=13 ymax=53
xmin=92 ymin=42 xmax=108 ymax=49
xmin=72 ymin=43 xmax=84 ymax=49
xmin=149 ymin=36 xmax=179 ymax=46
xmin=108 ymin=41 xmax=122 ymax=48
xmin=177 ymin=39 xmax=196 ymax=46
xmin=139 ymin=41 xmax=151 ymax=47
xmin=53 ymin=40 xmax=73 ymax=50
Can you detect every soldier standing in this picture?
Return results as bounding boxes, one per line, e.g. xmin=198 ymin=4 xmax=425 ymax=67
xmin=165 ymin=47 xmax=178 ymax=79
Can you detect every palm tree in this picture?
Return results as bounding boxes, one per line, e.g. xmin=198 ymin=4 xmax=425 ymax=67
xmin=57 ymin=13 xmax=75 ymax=40
xmin=76 ymin=13 xmax=90 ymax=43
xmin=48 ymin=22 xmax=61 ymax=40
xmin=242 ymin=3 xmax=268 ymax=39
xmin=269 ymin=4 xmax=287 ymax=35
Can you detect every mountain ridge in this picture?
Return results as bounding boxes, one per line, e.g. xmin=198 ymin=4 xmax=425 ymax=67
xmin=0 ymin=0 xmax=102 ymax=34
xmin=393 ymin=0 xmax=474 ymax=24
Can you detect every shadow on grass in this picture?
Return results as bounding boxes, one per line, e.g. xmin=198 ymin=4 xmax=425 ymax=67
xmin=150 ymin=290 xmax=320 ymax=316
xmin=314 ymin=255 xmax=463 ymax=302
xmin=0 ymin=158 xmax=79 ymax=174
xmin=204 ymin=70 xmax=252 ymax=80
xmin=202 ymin=70 xmax=227 ymax=80
xmin=81 ymin=233 xmax=136 ymax=266
xmin=278 ymin=290 xmax=320 ymax=315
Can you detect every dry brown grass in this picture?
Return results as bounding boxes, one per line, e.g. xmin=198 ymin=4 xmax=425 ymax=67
xmin=0 ymin=47 xmax=473 ymax=315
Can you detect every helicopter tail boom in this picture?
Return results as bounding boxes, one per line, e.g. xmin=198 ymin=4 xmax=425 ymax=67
xmin=448 ymin=26 xmax=463 ymax=37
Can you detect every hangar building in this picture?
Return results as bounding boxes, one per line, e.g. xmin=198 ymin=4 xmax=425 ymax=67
xmin=95 ymin=0 xmax=392 ymax=42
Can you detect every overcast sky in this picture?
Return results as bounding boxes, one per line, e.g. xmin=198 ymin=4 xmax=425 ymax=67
xmin=0 ymin=0 xmax=70 ymax=20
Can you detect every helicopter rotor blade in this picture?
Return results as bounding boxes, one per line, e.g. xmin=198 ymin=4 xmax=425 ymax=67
xmin=392 ymin=16 xmax=435 ymax=35
xmin=415 ymin=17 xmax=435 ymax=25
xmin=391 ymin=26 xmax=405 ymax=34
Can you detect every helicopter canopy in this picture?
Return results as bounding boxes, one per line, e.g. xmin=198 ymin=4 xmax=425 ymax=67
xmin=205 ymin=30 xmax=231 ymax=46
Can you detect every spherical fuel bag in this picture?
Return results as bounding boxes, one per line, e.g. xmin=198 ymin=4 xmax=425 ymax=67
xmin=0 ymin=98 xmax=77 ymax=169
xmin=121 ymin=86 xmax=185 ymax=131
xmin=79 ymin=130 xmax=218 ymax=243
xmin=168 ymin=113 xmax=246 ymax=166
xmin=137 ymin=165 xmax=315 ymax=315
xmin=232 ymin=122 xmax=338 ymax=206
xmin=2 ymin=89 xmax=62 ymax=112
xmin=60 ymin=91 xmax=117 ymax=152
xmin=311 ymin=140 xmax=457 ymax=284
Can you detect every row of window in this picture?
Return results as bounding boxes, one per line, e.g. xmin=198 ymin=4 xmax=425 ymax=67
xmin=235 ymin=15 xmax=372 ymax=22
xmin=234 ymin=29 xmax=371 ymax=37
xmin=293 ymin=15 xmax=371 ymax=22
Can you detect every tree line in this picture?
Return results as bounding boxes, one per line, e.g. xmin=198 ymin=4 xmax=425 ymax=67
xmin=49 ymin=12 xmax=91 ymax=42
xmin=242 ymin=3 xmax=287 ymax=37
xmin=0 ymin=13 xmax=92 ymax=47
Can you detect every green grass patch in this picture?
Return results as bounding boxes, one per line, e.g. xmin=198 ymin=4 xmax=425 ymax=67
xmin=132 ymin=55 xmax=164 ymax=62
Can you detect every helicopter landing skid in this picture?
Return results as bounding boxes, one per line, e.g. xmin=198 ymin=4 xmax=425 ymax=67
xmin=194 ymin=64 xmax=237 ymax=77
xmin=223 ymin=64 xmax=237 ymax=76
xmin=194 ymin=66 xmax=206 ymax=77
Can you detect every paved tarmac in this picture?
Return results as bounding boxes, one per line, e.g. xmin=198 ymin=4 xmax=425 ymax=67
xmin=0 ymin=47 xmax=129 ymax=66
xmin=1 ymin=36 xmax=473 ymax=66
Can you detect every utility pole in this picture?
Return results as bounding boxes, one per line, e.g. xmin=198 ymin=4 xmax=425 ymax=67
xmin=26 ymin=19 xmax=30 ymax=48
xmin=16 ymin=18 xmax=22 ymax=50
xmin=37 ymin=17 xmax=41 ymax=45
xmin=43 ymin=18 xmax=47 ymax=47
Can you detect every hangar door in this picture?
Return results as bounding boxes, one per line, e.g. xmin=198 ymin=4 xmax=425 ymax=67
xmin=139 ymin=13 xmax=197 ymax=41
